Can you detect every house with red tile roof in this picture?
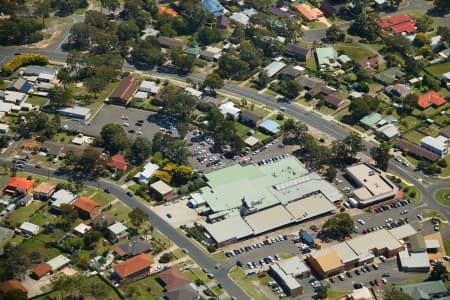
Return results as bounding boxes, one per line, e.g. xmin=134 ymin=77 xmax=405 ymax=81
xmin=113 ymin=254 xmax=153 ymax=281
xmin=30 ymin=263 xmax=52 ymax=279
xmin=378 ymin=14 xmax=416 ymax=36
xmin=158 ymin=6 xmax=178 ymax=16
xmin=296 ymin=4 xmax=323 ymax=21
xmin=4 ymin=177 xmax=34 ymax=195
xmin=107 ymin=154 xmax=128 ymax=171
xmin=158 ymin=267 xmax=190 ymax=291
xmin=0 ymin=280 xmax=27 ymax=295
xmin=73 ymin=197 xmax=101 ymax=219
xmin=417 ymin=91 xmax=447 ymax=110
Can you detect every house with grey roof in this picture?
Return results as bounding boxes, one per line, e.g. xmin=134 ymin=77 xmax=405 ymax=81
xmin=398 ymin=280 xmax=448 ymax=300
xmin=114 ymin=237 xmax=152 ymax=257
xmin=8 ymin=78 xmax=33 ymax=93
xmin=284 ymin=43 xmax=313 ymax=61
xmin=374 ymin=67 xmax=405 ymax=85
xmin=315 ymin=47 xmax=339 ymax=70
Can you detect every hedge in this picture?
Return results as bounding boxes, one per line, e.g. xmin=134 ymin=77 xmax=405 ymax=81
xmin=2 ymin=53 xmax=49 ymax=74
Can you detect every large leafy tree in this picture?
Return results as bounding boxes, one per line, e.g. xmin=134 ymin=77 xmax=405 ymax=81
xmin=434 ymin=0 xmax=450 ymax=14
xmin=129 ymin=137 xmax=152 ymax=165
xmin=163 ymin=92 xmax=197 ymax=122
xmin=348 ymin=95 xmax=380 ymax=123
xmin=370 ymin=143 xmax=391 ymax=171
xmin=128 ymin=208 xmax=148 ymax=228
xmin=203 ymin=73 xmax=224 ymax=93
xmin=100 ymin=123 xmax=130 ymax=154
xmin=322 ymin=213 xmax=354 ymax=238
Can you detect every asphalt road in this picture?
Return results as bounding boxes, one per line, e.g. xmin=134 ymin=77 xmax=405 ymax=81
xmin=0 ymin=160 xmax=250 ymax=300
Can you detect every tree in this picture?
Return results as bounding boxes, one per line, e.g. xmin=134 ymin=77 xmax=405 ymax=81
xmin=159 ymin=253 xmax=173 ymax=263
xmin=430 ymin=262 xmax=447 ymax=280
xmin=131 ymin=38 xmax=164 ymax=66
xmin=197 ymin=27 xmax=221 ymax=45
xmin=434 ymin=0 xmax=450 ymax=14
xmin=163 ymin=92 xmax=197 ymax=122
xmin=59 ymin=204 xmax=78 ymax=230
xmin=326 ymin=166 xmax=337 ymax=182
xmin=48 ymin=86 xmax=74 ymax=110
xmin=413 ymin=32 xmax=429 ymax=47
xmin=326 ymin=25 xmax=345 ymax=42
xmin=348 ymin=13 xmax=379 ymax=41
xmin=384 ymin=288 xmax=415 ymax=300
xmin=348 ymin=95 xmax=380 ymax=123
xmin=128 ymin=208 xmax=148 ymax=228
xmin=273 ymin=78 xmax=301 ymax=99
xmin=172 ymin=165 xmax=193 ymax=185
xmin=4 ymin=289 xmax=27 ymax=300
xmin=100 ymin=0 xmax=119 ymax=12
xmin=203 ymin=73 xmax=224 ymax=93
xmin=322 ymin=213 xmax=354 ymax=238
xmin=403 ymin=93 xmax=418 ymax=112
xmin=152 ymin=170 xmax=172 ymax=184
xmin=34 ymin=0 xmax=51 ymax=27
xmin=370 ymin=143 xmax=391 ymax=171
xmin=83 ymin=230 xmax=102 ymax=249
xmin=218 ymin=52 xmax=250 ymax=80
xmin=239 ymin=41 xmax=264 ymax=69
xmin=118 ymin=21 xmax=139 ymax=41
xmin=316 ymin=286 xmax=328 ymax=299
xmin=129 ymin=137 xmax=152 ymax=165
xmin=100 ymin=123 xmax=130 ymax=154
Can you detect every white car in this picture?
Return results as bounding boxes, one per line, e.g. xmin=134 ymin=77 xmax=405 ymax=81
xmin=136 ymin=130 xmax=143 ymax=135
xmin=123 ymin=122 xmax=130 ymax=127
xmin=357 ymin=219 xmax=365 ymax=225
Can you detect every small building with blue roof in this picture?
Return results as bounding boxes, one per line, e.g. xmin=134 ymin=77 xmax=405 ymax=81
xmin=202 ymin=0 xmax=224 ymax=17
xmin=259 ymin=120 xmax=280 ymax=135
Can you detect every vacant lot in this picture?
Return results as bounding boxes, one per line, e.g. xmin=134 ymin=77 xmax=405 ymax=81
xmin=336 ymin=42 xmax=374 ymax=61
xmin=426 ymin=61 xmax=450 ymax=76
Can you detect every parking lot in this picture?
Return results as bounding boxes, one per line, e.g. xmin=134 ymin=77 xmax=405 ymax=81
xmin=62 ymin=105 xmax=170 ymax=139
xmin=151 ymin=198 xmax=199 ymax=227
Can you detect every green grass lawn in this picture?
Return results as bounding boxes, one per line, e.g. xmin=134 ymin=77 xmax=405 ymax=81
xmin=171 ymin=248 xmax=186 ymax=259
xmin=316 ymin=104 xmax=338 ymax=115
xmin=210 ymin=285 xmax=225 ymax=296
xmin=263 ymin=89 xmax=279 ymax=97
xmin=426 ymin=61 xmax=450 ymax=76
xmin=26 ymin=95 xmax=48 ymax=106
xmin=229 ymin=267 xmax=269 ymax=300
xmin=440 ymin=155 xmax=450 ymax=177
xmin=104 ymin=201 xmax=131 ymax=222
xmin=328 ymin=289 xmax=351 ymax=299
xmin=234 ymin=122 xmax=251 ymax=137
xmin=121 ymin=274 xmax=164 ymax=300
xmin=184 ymin=268 xmax=211 ymax=284
xmin=30 ymin=208 xmax=58 ymax=226
xmin=444 ymin=238 xmax=450 ymax=255
xmin=21 ymin=234 xmax=61 ymax=258
xmin=402 ymin=130 xmax=426 ymax=144
xmin=436 ymin=189 xmax=450 ymax=206
xmin=5 ymin=201 xmax=45 ymax=227
xmin=89 ymin=191 xmax=116 ymax=207
xmin=211 ymin=251 xmax=227 ymax=260
xmin=336 ymin=42 xmax=374 ymax=61
xmin=278 ymin=252 xmax=294 ymax=259
xmin=306 ymin=58 xmax=317 ymax=72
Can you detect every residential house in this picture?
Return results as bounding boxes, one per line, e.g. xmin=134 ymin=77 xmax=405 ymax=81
xmin=279 ymin=65 xmax=305 ymax=79
xmin=4 ymin=177 xmax=34 ymax=195
xmin=0 ymin=90 xmax=28 ymax=105
xmin=110 ymin=74 xmax=140 ymax=105
xmin=108 ymin=222 xmax=129 ymax=242
xmin=114 ymin=237 xmax=152 ymax=258
xmin=376 ymin=124 xmax=400 ymax=141
xmin=259 ymin=120 xmax=280 ymax=135
xmin=398 ymin=280 xmax=449 ymax=300
xmin=337 ymin=55 xmax=352 ymax=65
xmin=438 ymin=48 xmax=450 ymax=60
xmin=162 ymin=283 xmax=200 ymax=300
xmin=0 ymin=124 xmax=8 ymax=134
xmin=150 ymin=180 xmax=174 ymax=201
xmin=73 ymin=197 xmax=101 ymax=219
xmin=315 ymin=47 xmax=339 ymax=70
xmin=285 ymin=44 xmax=313 ymax=61
xmin=33 ymin=182 xmax=56 ymax=200
xmin=297 ymin=76 xmax=326 ymax=98
xmin=139 ymin=80 xmax=160 ymax=95
xmin=420 ymin=135 xmax=448 ymax=156
xmin=8 ymin=78 xmax=32 ymax=93
xmin=158 ymin=267 xmax=190 ymax=291
xmin=0 ymin=280 xmax=27 ymax=296
xmin=264 ymin=61 xmax=287 ymax=78
xmin=378 ymin=14 xmax=416 ymax=36
xmin=37 ymin=72 xmax=57 ymax=84
xmin=184 ymin=87 xmax=203 ymax=99
xmin=374 ymin=67 xmax=405 ymax=85
xmin=230 ymin=12 xmax=252 ymax=26
xmin=356 ymin=56 xmax=385 ymax=73
xmin=30 ymin=263 xmax=51 ymax=279
xmin=239 ymin=110 xmax=264 ymax=127
xmin=384 ymin=84 xmax=413 ymax=99
xmin=324 ymin=92 xmax=345 ymax=109
xmin=50 ymin=189 xmax=77 ymax=211
xmin=23 ymin=65 xmax=57 ymax=76
xmin=216 ymin=15 xmax=229 ymax=29
xmin=359 ymin=113 xmax=382 ymax=128
xmin=396 ymin=139 xmax=440 ymax=162
xmin=269 ymin=6 xmax=297 ymax=22
xmin=200 ymin=46 xmax=222 ymax=61
xmin=89 ymin=213 xmax=116 ymax=228
xmin=417 ymin=90 xmax=447 ymax=110
xmin=439 ymin=125 xmax=450 ymax=138
xmin=107 ymin=153 xmax=128 ymax=171
xmin=158 ymin=6 xmax=177 ymax=16
xmin=56 ymin=106 xmax=91 ymax=120
xmin=295 ymin=4 xmax=324 ymax=21
xmin=40 ymin=141 xmax=104 ymax=158
xmin=73 ymin=223 xmax=91 ymax=236
xmin=45 ymin=255 xmax=70 ymax=273
xmin=201 ymin=0 xmax=224 ymax=17
xmin=219 ymin=101 xmax=241 ymax=119
xmin=19 ymin=221 xmax=40 ymax=236
xmin=320 ymin=1 xmax=345 ymax=17
xmin=158 ymin=37 xmax=186 ymax=49
xmin=134 ymin=91 xmax=148 ymax=102
xmin=134 ymin=162 xmax=160 ymax=184
xmin=430 ymin=35 xmax=443 ymax=51
xmin=184 ymin=47 xmax=201 ymax=58
xmin=113 ymin=253 xmax=153 ymax=281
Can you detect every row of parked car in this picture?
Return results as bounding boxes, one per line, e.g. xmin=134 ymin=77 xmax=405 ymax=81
xmin=268 ymin=281 xmax=287 ymax=298
xmin=373 ymin=199 xmax=412 ymax=213
xmin=225 ymin=235 xmax=288 ymax=257
xmin=239 ymin=255 xmax=282 ymax=269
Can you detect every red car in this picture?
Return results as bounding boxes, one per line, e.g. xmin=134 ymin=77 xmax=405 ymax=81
xmin=375 ymin=278 xmax=382 ymax=286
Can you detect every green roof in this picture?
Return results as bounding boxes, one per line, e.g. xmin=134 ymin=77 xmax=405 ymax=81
xmin=409 ymin=234 xmax=426 ymax=252
xmin=360 ymin=112 xmax=382 ymax=127
xmin=399 ymin=280 xmax=448 ymax=300
xmin=200 ymin=156 xmax=308 ymax=215
xmin=184 ymin=47 xmax=201 ymax=56
xmin=316 ymin=47 xmax=336 ymax=66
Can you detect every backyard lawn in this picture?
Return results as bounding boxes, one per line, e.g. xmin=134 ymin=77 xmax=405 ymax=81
xmin=122 ymin=274 xmax=164 ymax=300
xmin=402 ymin=130 xmax=426 ymax=144
xmin=184 ymin=267 xmax=211 ymax=284
xmin=445 ymin=238 xmax=450 ymax=255
xmin=103 ymin=201 xmax=131 ymax=222
xmin=5 ymin=201 xmax=45 ymax=227
xmin=89 ymin=191 xmax=116 ymax=207
xmin=426 ymin=61 xmax=450 ymax=76
xmin=336 ymin=42 xmax=374 ymax=61
xmin=26 ymin=95 xmax=48 ymax=106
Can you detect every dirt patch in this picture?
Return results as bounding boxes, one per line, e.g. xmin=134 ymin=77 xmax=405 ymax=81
xmin=28 ymin=31 xmax=62 ymax=49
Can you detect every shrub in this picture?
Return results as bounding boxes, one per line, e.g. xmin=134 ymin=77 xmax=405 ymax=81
xmin=207 ymin=244 xmax=217 ymax=253
xmin=158 ymin=252 xmax=173 ymax=263
xmin=409 ymin=191 xmax=416 ymax=198
xmin=2 ymin=54 xmax=49 ymax=74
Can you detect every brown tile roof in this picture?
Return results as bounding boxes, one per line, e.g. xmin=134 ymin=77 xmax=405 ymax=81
xmin=324 ymin=92 xmax=345 ymax=108
xmin=159 ymin=267 xmax=190 ymax=291
xmin=396 ymin=139 xmax=440 ymax=162
xmin=107 ymin=154 xmax=127 ymax=171
xmin=31 ymin=263 xmax=52 ymax=278
xmin=34 ymin=182 xmax=56 ymax=194
xmin=110 ymin=74 xmax=140 ymax=104
xmin=113 ymin=254 xmax=153 ymax=279
xmin=0 ymin=280 xmax=27 ymax=294
xmin=418 ymin=91 xmax=447 ymax=109
xmin=89 ymin=213 xmax=116 ymax=227
xmin=74 ymin=197 xmax=99 ymax=213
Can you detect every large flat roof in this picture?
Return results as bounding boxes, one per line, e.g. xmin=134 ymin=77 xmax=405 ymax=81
xmin=347 ymin=229 xmax=403 ymax=254
xmin=244 ymin=205 xmax=295 ymax=235
xmin=284 ymin=194 xmax=336 ymax=221
xmin=204 ymin=215 xmax=253 ymax=244
xmin=346 ymin=164 xmax=398 ymax=204
xmin=389 ymin=224 xmax=417 ymax=240
xmin=277 ymin=256 xmax=310 ymax=276
xmin=331 ymin=242 xmax=359 ymax=264
xmin=312 ymin=250 xmax=342 ymax=272
xmin=398 ymin=250 xmax=430 ymax=269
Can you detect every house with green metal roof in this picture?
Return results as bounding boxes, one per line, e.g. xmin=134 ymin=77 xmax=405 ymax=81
xmin=315 ymin=47 xmax=338 ymax=69
xmin=374 ymin=67 xmax=405 ymax=85
xmin=398 ymin=280 xmax=448 ymax=300
xmin=184 ymin=47 xmax=201 ymax=58
xmin=359 ymin=112 xmax=382 ymax=128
